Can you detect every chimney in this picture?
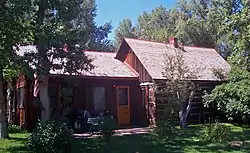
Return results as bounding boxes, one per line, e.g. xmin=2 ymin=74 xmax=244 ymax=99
xmin=169 ymin=37 xmax=178 ymax=48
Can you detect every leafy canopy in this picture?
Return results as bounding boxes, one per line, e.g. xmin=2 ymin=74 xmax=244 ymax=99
xmin=203 ymin=1 xmax=250 ymax=122
xmin=0 ymin=0 xmax=33 ymax=79
xmin=20 ymin=0 xmax=114 ymax=75
xmin=155 ymin=48 xmax=197 ymax=127
xmin=114 ymin=0 xmax=245 ymax=58
xmin=114 ymin=18 xmax=137 ymax=47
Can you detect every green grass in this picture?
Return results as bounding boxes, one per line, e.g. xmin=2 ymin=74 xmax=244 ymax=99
xmin=74 ymin=124 xmax=250 ymax=153
xmin=0 ymin=133 xmax=29 ymax=153
xmin=1 ymin=124 xmax=250 ymax=153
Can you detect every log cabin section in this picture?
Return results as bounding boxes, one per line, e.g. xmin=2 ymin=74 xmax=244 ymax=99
xmin=116 ymin=37 xmax=231 ymax=124
xmin=14 ymin=37 xmax=231 ymax=130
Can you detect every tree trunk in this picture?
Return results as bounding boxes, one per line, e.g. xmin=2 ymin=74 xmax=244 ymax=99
xmin=7 ymin=81 xmax=13 ymax=124
xmin=39 ymin=75 xmax=51 ymax=121
xmin=179 ymin=91 xmax=194 ymax=129
xmin=0 ymin=68 xmax=8 ymax=138
xmin=12 ymin=79 xmax=16 ymax=124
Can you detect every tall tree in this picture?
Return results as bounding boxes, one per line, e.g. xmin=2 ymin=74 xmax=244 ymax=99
xmin=173 ymin=0 xmax=243 ymax=58
xmin=156 ymin=48 xmax=197 ymax=128
xmin=137 ymin=5 xmax=172 ymax=42
xmin=19 ymin=0 xmax=113 ymax=121
xmin=0 ymin=0 xmax=33 ymax=138
xmin=129 ymin=0 xmax=243 ymax=58
xmin=174 ymin=0 xmax=217 ymax=47
xmin=114 ymin=18 xmax=137 ymax=47
xmin=203 ymin=0 xmax=250 ymax=122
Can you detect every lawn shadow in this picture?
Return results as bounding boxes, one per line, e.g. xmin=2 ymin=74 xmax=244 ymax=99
xmin=176 ymin=125 xmax=249 ymax=153
xmin=73 ymin=134 xmax=181 ymax=153
xmin=243 ymin=128 xmax=250 ymax=139
xmin=72 ymin=125 xmax=250 ymax=153
xmin=7 ymin=136 xmax=27 ymax=142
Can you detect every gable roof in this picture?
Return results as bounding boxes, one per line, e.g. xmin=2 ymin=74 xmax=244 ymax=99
xmin=17 ymin=46 xmax=138 ymax=78
xmin=76 ymin=51 xmax=138 ymax=78
xmin=117 ymin=38 xmax=230 ymax=81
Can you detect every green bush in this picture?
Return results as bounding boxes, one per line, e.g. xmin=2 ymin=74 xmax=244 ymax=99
xmin=100 ymin=116 xmax=116 ymax=144
xmin=8 ymin=124 xmax=26 ymax=134
xmin=27 ymin=120 xmax=73 ymax=153
xmin=154 ymin=119 xmax=176 ymax=139
xmin=201 ymin=122 xmax=230 ymax=143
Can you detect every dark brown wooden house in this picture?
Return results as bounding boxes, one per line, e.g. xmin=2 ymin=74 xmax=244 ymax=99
xmin=14 ymin=37 xmax=230 ymax=130
xmin=116 ymin=37 xmax=230 ymax=123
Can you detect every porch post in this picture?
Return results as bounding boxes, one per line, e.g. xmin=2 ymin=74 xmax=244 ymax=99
xmin=140 ymin=82 xmax=155 ymax=128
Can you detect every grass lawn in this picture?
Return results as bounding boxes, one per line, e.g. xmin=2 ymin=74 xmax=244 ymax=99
xmin=0 ymin=133 xmax=29 ymax=153
xmin=1 ymin=124 xmax=250 ymax=153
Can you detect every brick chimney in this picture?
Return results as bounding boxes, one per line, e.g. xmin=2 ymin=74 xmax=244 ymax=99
xmin=169 ymin=37 xmax=178 ymax=48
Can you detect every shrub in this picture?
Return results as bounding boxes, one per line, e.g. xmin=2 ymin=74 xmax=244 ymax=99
xmin=27 ymin=120 xmax=73 ymax=153
xmin=8 ymin=124 xmax=26 ymax=134
xmin=201 ymin=122 xmax=230 ymax=143
xmin=100 ymin=115 xmax=116 ymax=144
xmin=154 ymin=119 xmax=176 ymax=139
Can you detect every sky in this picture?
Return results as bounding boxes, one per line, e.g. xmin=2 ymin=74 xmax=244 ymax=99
xmin=95 ymin=0 xmax=178 ymax=40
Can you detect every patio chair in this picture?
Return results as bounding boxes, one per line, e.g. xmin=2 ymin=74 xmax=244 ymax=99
xmin=87 ymin=116 xmax=104 ymax=134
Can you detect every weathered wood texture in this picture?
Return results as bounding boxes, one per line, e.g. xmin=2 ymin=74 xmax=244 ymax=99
xmin=16 ymin=76 xmax=147 ymax=130
xmin=116 ymin=43 xmax=151 ymax=82
xmin=125 ymin=49 xmax=152 ymax=82
xmin=155 ymin=81 xmax=222 ymax=124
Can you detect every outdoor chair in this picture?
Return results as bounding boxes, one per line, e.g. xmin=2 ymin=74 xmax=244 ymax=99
xmin=87 ymin=116 xmax=104 ymax=134
xmin=87 ymin=114 xmax=115 ymax=134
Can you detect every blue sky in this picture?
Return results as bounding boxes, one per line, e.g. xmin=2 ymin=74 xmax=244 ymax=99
xmin=95 ymin=0 xmax=178 ymax=40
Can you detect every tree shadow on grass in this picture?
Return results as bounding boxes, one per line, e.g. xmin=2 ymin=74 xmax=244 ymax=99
xmin=72 ymin=126 xmax=250 ymax=153
xmin=7 ymin=136 xmax=27 ymax=142
xmin=175 ymin=125 xmax=249 ymax=153
xmin=158 ymin=125 xmax=249 ymax=153
xmin=73 ymin=134 xmax=181 ymax=153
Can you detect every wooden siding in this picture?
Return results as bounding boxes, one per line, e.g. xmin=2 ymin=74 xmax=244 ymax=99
xmin=21 ymin=76 xmax=147 ymax=130
xmin=155 ymin=80 xmax=221 ymax=124
xmin=15 ymin=76 xmax=40 ymax=131
xmin=76 ymin=78 xmax=146 ymax=126
xmin=124 ymin=48 xmax=152 ymax=82
xmin=124 ymin=49 xmax=136 ymax=68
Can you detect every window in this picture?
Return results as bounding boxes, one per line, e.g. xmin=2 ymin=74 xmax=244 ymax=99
xmin=117 ymin=88 xmax=128 ymax=106
xmin=92 ymin=87 xmax=106 ymax=112
xmin=17 ymin=87 xmax=24 ymax=108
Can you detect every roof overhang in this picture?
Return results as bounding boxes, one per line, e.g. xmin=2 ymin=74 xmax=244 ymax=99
xmin=49 ymin=74 xmax=138 ymax=80
xmin=115 ymin=38 xmax=130 ymax=61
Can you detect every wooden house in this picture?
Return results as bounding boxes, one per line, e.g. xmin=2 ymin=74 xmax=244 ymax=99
xmin=14 ymin=37 xmax=230 ymax=130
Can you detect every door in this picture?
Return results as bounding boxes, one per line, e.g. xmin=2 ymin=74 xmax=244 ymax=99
xmin=117 ymin=86 xmax=130 ymax=125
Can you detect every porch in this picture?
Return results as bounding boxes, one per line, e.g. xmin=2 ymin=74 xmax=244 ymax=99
xmin=26 ymin=76 xmax=148 ymax=130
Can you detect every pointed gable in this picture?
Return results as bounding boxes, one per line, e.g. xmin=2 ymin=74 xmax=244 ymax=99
xmin=116 ymin=38 xmax=152 ymax=82
xmin=116 ymin=38 xmax=230 ymax=81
